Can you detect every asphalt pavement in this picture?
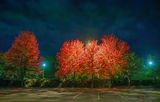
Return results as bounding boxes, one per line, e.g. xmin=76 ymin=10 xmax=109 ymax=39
xmin=0 ymin=88 xmax=160 ymax=102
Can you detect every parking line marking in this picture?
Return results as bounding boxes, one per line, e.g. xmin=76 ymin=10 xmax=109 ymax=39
xmin=97 ymin=93 xmax=101 ymax=100
xmin=72 ymin=92 xmax=83 ymax=99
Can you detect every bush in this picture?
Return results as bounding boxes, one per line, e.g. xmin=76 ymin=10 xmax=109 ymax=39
xmin=24 ymin=78 xmax=60 ymax=88
xmin=39 ymin=79 xmax=50 ymax=87
xmin=24 ymin=79 xmax=37 ymax=88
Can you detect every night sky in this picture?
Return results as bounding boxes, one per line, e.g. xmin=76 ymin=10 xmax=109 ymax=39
xmin=0 ymin=0 xmax=160 ymax=57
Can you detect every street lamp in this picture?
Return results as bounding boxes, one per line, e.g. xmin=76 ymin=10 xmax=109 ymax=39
xmin=147 ymin=60 xmax=157 ymax=83
xmin=42 ymin=62 xmax=46 ymax=78
xmin=42 ymin=63 xmax=46 ymax=67
xmin=148 ymin=60 xmax=154 ymax=66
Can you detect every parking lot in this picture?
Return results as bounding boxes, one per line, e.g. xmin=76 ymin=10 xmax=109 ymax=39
xmin=0 ymin=88 xmax=160 ymax=102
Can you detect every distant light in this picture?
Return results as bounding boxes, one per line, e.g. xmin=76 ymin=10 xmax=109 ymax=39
xmin=87 ymin=41 xmax=91 ymax=46
xmin=42 ymin=63 xmax=46 ymax=67
xmin=148 ymin=61 xmax=153 ymax=65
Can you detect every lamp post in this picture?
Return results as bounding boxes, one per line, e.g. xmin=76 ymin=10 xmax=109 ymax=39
xmin=42 ymin=63 xmax=46 ymax=78
xmin=147 ymin=60 xmax=156 ymax=84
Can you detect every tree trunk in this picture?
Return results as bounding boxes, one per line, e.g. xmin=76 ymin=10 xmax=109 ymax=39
xmin=108 ymin=79 xmax=112 ymax=88
xmin=72 ymin=72 xmax=76 ymax=87
xmin=20 ymin=67 xmax=25 ymax=87
xmin=91 ymin=74 xmax=94 ymax=88
xmin=103 ymin=80 xmax=106 ymax=88
xmin=127 ymin=76 xmax=131 ymax=87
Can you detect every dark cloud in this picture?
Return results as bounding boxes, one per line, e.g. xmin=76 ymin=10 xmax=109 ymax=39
xmin=0 ymin=0 xmax=160 ymax=56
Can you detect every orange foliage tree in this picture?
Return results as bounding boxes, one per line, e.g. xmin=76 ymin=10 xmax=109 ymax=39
xmin=57 ymin=35 xmax=129 ymax=86
xmin=81 ymin=40 xmax=99 ymax=87
xmin=57 ymin=40 xmax=84 ymax=79
xmin=97 ymin=35 xmax=129 ymax=80
xmin=5 ymin=31 xmax=41 ymax=84
xmin=81 ymin=40 xmax=99 ymax=77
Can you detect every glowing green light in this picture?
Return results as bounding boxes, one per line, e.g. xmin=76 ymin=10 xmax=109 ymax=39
xmin=42 ymin=63 xmax=46 ymax=67
xmin=148 ymin=61 xmax=153 ymax=66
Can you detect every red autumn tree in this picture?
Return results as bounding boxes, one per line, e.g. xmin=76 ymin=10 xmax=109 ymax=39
xmin=81 ymin=40 xmax=99 ymax=87
xmin=57 ymin=40 xmax=84 ymax=79
xmin=81 ymin=40 xmax=99 ymax=77
xmin=57 ymin=35 xmax=130 ymax=88
xmin=97 ymin=35 xmax=129 ymax=80
xmin=5 ymin=31 xmax=41 ymax=84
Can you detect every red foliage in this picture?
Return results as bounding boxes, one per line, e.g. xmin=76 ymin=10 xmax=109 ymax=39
xmin=81 ymin=40 xmax=99 ymax=76
xmin=57 ymin=40 xmax=84 ymax=78
xmin=5 ymin=31 xmax=41 ymax=73
xmin=57 ymin=35 xmax=129 ymax=80
xmin=97 ymin=35 xmax=129 ymax=79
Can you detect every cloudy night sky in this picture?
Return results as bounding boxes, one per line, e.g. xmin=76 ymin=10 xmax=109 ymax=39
xmin=0 ymin=0 xmax=160 ymax=56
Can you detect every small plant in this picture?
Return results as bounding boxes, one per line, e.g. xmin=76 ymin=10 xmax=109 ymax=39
xmin=39 ymin=78 xmax=50 ymax=87
xmin=24 ymin=79 xmax=37 ymax=88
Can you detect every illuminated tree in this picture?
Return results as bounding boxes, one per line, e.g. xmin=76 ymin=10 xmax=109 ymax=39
xmin=81 ymin=40 xmax=99 ymax=87
xmin=97 ymin=35 xmax=129 ymax=84
xmin=57 ymin=40 xmax=84 ymax=79
xmin=57 ymin=35 xmax=129 ymax=87
xmin=5 ymin=31 xmax=41 ymax=85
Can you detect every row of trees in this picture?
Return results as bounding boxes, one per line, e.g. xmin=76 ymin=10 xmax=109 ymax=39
xmin=57 ymin=35 xmax=130 ymax=87
xmin=57 ymin=35 xmax=160 ymax=87
xmin=0 ymin=31 xmax=160 ymax=87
